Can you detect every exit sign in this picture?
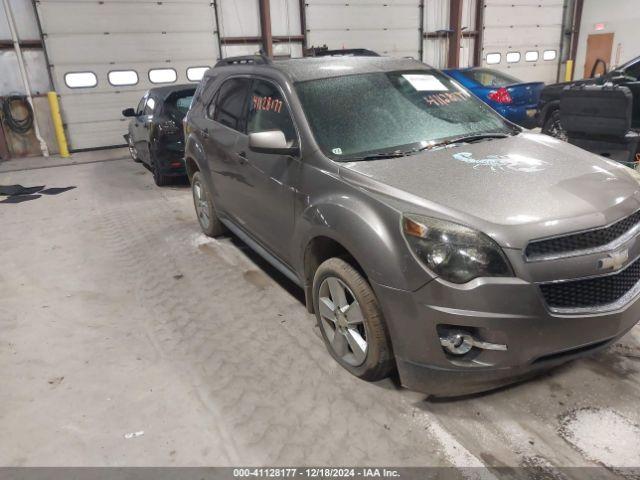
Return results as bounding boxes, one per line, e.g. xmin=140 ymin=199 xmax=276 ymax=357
xmin=595 ymin=23 xmax=606 ymax=31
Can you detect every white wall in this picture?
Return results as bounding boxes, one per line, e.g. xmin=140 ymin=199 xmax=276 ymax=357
xmin=575 ymin=0 xmax=640 ymax=80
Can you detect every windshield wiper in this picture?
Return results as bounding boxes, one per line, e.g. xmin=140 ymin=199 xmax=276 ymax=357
xmin=341 ymin=133 xmax=512 ymax=161
xmin=431 ymin=132 xmax=511 ymax=148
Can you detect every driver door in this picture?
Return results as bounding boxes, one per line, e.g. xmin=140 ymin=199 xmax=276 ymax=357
xmin=234 ymin=78 xmax=300 ymax=264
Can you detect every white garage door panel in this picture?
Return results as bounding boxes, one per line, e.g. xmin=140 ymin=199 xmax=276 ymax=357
xmin=58 ymin=91 xmax=148 ymax=123
xmin=307 ymin=29 xmax=419 ymax=58
xmin=218 ymin=0 xmax=260 ymax=37
xmin=45 ymin=33 xmax=216 ymax=66
xmin=305 ymin=1 xmax=420 ymax=58
xmin=481 ymin=1 xmax=563 ymax=84
xmin=38 ymin=2 xmax=214 ymax=34
xmin=66 ymin=120 xmax=130 ymax=150
xmin=488 ymin=4 xmax=563 ymax=25
xmin=307 ymin=4 xmax=419 ymax=30
xmin=484 ymin=26 xmax=561 ymax=48
xmin=36 ymin=0 xmax=218 ymax=149
xmin=55 ymin=61 xmax=210 ymax=94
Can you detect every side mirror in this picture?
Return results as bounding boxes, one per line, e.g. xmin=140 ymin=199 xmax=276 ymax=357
xmin=249 ymin=130 xmax=299 ymax=156
xmin=122 ymin=108 xmax=137 ymax=117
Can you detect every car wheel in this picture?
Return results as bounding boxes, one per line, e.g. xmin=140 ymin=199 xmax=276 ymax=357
xmin=191 ymin=171 xmax=227 ymax=237
xmin=313 ymin=257 xmax=394 ymax=381
xmin=151 ymin=150 xmax=171 ymax=187
xmin=542 ymin=109 xmax=567 ymax=141
xmin=128 ymin=136 xmax=141 ymax=163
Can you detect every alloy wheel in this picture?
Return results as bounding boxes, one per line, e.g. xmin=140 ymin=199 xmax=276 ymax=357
xmin=318 ymin=276 xmax=368 ymax=366
xmin=192 ymin=179 xmax=211 ymax=230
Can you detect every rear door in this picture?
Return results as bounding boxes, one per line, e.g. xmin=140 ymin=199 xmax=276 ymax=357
xmin=202 ymin=77 xmax=252 ymax=220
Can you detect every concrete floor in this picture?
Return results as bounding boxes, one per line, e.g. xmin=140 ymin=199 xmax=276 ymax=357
xmin=1 ymin=151 xmax=640 ymax=474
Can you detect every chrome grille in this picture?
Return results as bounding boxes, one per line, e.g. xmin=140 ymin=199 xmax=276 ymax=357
xmin=540 ymin=256 xmax=640 ymax=310
xmin=526 ymin=210 xmax=640 ymax=260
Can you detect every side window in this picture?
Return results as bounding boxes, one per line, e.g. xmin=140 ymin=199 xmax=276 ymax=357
xmin=212 ymin=78 xmax=251 ymax=131
xmin=247 ymin=79 xmax=297 ymax=144
xmin=144 ymin=97 xmax=156 ymax=115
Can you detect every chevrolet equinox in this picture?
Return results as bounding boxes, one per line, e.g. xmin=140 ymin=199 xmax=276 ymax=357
xmin=183 ymin=55 xmax=640 ymax=396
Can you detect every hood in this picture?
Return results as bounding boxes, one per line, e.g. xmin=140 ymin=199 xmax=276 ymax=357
xmin=339 ymin=133 xmax=640 ymax=249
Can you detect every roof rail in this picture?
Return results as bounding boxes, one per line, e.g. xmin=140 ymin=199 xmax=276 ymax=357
xmin=307 ymin=45 xmax=380 ymax=58
xmin=215 ymin=53 xmax=272 ymax=68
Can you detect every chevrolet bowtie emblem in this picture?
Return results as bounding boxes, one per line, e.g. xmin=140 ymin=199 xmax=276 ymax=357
xmin=598 ymin=249 xmax=629 ymax=271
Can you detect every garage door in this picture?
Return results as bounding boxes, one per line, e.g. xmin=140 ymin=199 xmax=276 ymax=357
xmin=482 ymin=0 xmax=563 ymax=83
xmin=35 ymin=0 xmax=220 ymax=150
xmin=305 ymin=0 xmax=422 ymax=59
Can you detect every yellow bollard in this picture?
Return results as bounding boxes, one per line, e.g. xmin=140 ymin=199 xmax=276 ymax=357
xmin=565 ymin=60 xmax=574 ymax=82
xmin=47 ymin=91 xmax=70 ymax=158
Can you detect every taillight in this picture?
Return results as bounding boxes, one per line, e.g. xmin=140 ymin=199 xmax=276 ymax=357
xmin=488 ymin=87 xmax=512 ymax=105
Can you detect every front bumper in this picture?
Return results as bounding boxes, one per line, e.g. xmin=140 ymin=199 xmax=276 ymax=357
xmin=373 ymin=276 xmax=640 ymax=397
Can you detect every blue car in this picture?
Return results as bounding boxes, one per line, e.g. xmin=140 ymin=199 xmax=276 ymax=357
xmin=444 ymin=67 xmax=544 ymax=128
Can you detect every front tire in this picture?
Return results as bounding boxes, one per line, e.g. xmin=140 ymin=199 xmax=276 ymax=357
xmin=128 ymin=135 xmax=141 ymax=163
xmin=313 ymin=257 xmax=394 ymax=381
xmin=191 ymin=171 xmax=226 ymax=237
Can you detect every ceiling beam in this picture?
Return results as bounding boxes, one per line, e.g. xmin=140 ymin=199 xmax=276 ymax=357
xmin=259 ymin=0 xmax=273 ymax=57
xmin=473 ymin=0 xmax=484 ymax=67
xmin=447 ymin=0 xmax=463 ymax=68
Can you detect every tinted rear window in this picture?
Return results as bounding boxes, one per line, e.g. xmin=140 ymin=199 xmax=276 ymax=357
xmin=462 ymin=68 xmax=521 ymax=87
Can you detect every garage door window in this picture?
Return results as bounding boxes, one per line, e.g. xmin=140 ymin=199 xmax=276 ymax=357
xmin=543 ymin=50 xmax=557 ymax=61
xmin=525 ymin=51 xmax=539 ymax=62
xmin=65 ymin=72 xmax=97 ymax=89
xmin=486 ymin=53 xmax=501 ymax=65
xmin=506 ymin=52 xmax=520 ymax=63
xmin=108 ymin=70 xmax=138 ymax=86
xmin=187 ymin=67 xmax=209 ymax=82
xmin=149 ymin=68 xmax=177 ymax=84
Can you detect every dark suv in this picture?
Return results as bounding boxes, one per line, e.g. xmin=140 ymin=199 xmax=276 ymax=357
xmin=184 ymin=55 xmax=640 ymax=396
xmin=539 ymin=55 xmax=640 ymax=138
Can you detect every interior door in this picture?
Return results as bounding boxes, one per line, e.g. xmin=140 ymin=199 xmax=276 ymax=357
xmin=234 ymin=78 xmax=300 ymax=263
xmin=584 ymin=33 xmax=614 ymax=79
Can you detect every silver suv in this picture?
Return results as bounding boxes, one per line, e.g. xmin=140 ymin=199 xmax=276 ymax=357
xmin=184 ymin=55 xmax=640 ymax=396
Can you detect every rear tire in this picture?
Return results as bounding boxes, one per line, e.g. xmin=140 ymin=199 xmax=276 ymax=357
xmin=542 ymin=109 xmax=567 ymax=141
xmin=312 ymin=257 xmax=394 ymax=381
xmin=151 ymin=150 xmax=171 ymax=187
xmin=191 ymin=171 xmax=227 ymax=237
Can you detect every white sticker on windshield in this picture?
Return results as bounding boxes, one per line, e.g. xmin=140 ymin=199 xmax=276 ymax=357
xmin=402 ymin=74 xmax=448 ymax=91
xmin=332 ymin=148 xmax=343 ymax=155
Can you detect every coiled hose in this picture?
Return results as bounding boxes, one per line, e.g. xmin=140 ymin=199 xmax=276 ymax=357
xmin=1 ymin=95 xmax=34 ymax=134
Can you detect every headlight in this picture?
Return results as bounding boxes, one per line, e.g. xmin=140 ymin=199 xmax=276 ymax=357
xmin=402 ymin=214 xmax=513 ymax=284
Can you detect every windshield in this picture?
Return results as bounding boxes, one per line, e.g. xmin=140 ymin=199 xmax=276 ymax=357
xmin=295 ymin=70 xmax=511 ymax=160
xmin=462 ymin=68 xmax=521 ymax=87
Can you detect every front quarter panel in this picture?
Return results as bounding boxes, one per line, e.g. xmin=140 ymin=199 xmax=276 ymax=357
xmin=293 ymin=166 xmax=434 ymax=292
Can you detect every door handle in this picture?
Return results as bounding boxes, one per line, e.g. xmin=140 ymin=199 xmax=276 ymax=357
xmin=202 ymin=128 xmax=210 ymax=138
xmin=238 ymin=151 xmax=247 ymax=164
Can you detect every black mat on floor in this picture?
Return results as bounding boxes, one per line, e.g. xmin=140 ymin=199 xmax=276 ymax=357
xmin=0 ymin=185 xmax=45 ymax=196
xmin=0 ymin=184 xmax=76 ymax=203
xmin=0 ymin=194 xmax=42 ymax=204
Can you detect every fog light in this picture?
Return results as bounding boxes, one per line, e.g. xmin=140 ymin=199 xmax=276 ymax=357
xmin=440 ymin=329 xmax=508 ymax=355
